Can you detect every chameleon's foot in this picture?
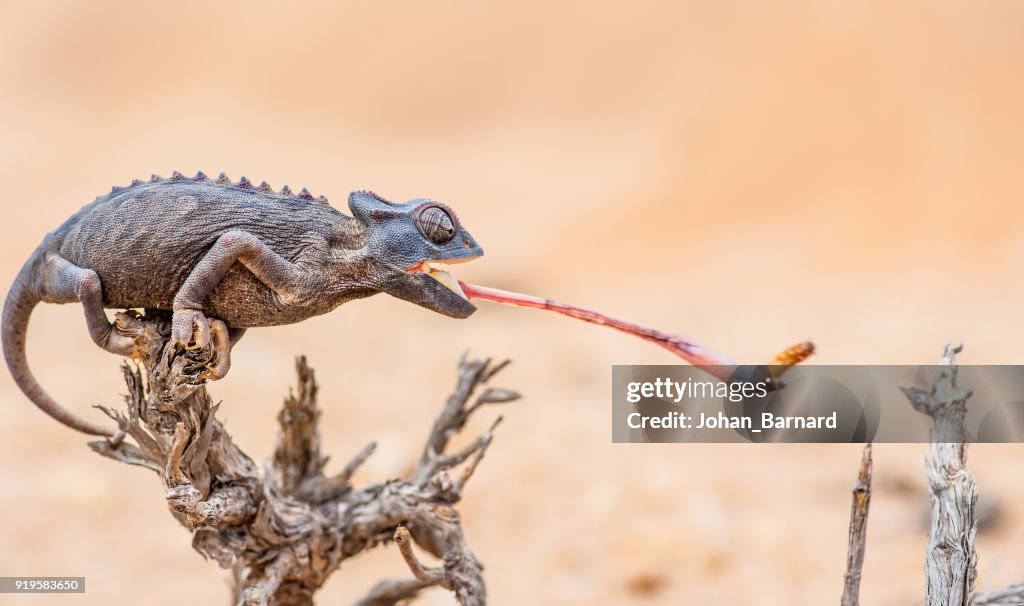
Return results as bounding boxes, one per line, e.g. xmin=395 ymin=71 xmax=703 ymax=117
xmin=170 ymin=310 xmax=232 ymax=382
xmin=199 ymin=319 xmax=232 ymax=381
xmin=104 ymin=328 xmax=139 ymax=357
xmin=171 ymin=308 xmax=213 ymax=353
xmin=107 ymin=314 xmax=143 ymax=358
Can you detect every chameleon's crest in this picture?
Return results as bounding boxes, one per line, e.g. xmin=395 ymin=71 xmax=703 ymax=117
xmin=101 ymin=171 xmax=332 ymax=206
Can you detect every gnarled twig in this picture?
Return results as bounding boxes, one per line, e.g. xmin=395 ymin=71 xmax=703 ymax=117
xmin=88 ymin=311 xmax=516 ymax=606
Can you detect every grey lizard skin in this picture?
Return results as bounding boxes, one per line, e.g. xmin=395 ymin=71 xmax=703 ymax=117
xmin=2 ymin=171 xmax=483 ymax=437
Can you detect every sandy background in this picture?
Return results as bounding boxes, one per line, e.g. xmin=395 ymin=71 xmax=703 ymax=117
xmin=1 ymin=1 xmax=1023 ymax=604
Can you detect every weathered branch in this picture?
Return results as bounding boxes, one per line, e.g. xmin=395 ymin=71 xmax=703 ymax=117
xmin=840 ymin=443 xmax=872 ymax=606
xmin=901 ymin=344 xmax=977 ymax=606
xmin=87 ymin=310 xmax=517 ymax=606
xmin=975 ymin=583 xmax=1024 ymax=605
xmin=353 ymin=577 xmax=432 ymax=606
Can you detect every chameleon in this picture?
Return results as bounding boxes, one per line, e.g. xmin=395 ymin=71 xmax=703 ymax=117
xmin=2 ymin=172 xmax=482 ymax=438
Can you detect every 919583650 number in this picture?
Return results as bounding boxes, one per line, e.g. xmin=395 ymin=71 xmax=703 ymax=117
xmin=0 ymin=577 xmax=84 ymax=593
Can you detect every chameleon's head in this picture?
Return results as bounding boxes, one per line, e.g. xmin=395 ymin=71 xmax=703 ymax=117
xmin=349 ymin=190 xmax=483 ymax=319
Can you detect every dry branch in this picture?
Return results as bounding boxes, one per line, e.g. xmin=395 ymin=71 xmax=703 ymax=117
xmin=88 ymin=310 xmax=518 ymax=606
xmin=975 ymin=583 xmax=1024 ymax=606
xmin=901 ymin=344 xmax=977 ymax=606
xmin=840 ymin=443 xmax=873 ymax=606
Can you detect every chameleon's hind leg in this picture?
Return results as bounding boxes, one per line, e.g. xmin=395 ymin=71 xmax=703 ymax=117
xmin=39 ymin=253 xmax=136 ymax=357
xmin=171 ymin=230 xmax=300 ymax=369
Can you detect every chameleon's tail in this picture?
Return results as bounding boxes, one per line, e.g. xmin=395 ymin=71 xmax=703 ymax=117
xmin=2 ymin=255 xmax=116 ymax=437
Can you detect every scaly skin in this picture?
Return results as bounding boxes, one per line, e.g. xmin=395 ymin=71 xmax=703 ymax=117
xmin=2 ymin=171 xmax=483 ymax=438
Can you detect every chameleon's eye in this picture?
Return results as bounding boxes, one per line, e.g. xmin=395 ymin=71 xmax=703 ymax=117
xmin=417 ymin=206 xmax=456 ymax=244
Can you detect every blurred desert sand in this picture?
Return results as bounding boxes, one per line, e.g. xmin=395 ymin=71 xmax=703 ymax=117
xmin=1 ymin=1 xmax=1023 ymax=604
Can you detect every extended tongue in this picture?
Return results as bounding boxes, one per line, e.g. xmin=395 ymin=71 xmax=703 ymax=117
xmin=458 ymin=281 xmax=814 ymax=382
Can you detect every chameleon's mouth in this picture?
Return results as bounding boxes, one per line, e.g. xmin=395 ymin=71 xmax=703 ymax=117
xmin=408 ymin=257 xmax=480 ymax=301
xmin=424 ymin=262 xmax=468 ymax=300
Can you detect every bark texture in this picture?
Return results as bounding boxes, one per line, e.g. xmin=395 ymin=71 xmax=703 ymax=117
xmin=974 ymin=583 xmax=1024 ymax=606
xmin=88 ymin=310 xmax=518 ymax=605
xmin=840 ymin=443 xmax=872 ymax=606
xmin=901 ymin=344 xmax=977 ymax=606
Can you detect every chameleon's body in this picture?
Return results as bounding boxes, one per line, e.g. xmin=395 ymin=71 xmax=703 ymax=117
xmin=3 ymin=172 xmax=482 ymax=437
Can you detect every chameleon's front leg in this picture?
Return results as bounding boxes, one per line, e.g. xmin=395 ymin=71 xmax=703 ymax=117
xmin=172 ymin=230 xmax=300 ymax=379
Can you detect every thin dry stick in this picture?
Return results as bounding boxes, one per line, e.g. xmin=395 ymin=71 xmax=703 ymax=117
xmin=88 ymin=310 xmax=517 ymax=606
xmin=394 ymin=527 xmax=448 ymax=586
xmin=841 ymin=443 xmax=873 ymax=606
xmin=353 ymin=578 xmax=432 ymax=606
xmin=901 ymin=344 xmax=977 ymax=606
